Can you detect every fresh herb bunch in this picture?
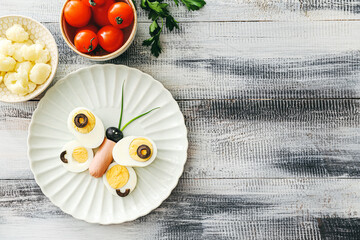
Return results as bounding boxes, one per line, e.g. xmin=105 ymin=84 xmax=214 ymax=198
xmin=134 ymin=0 xmax=206 ymax=57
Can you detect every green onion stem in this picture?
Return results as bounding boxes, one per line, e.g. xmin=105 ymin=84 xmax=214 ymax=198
xmin=120 ymin=107 xmax=160 ymax=132
xmin=118 ymin=80 xmax=125 ymax=129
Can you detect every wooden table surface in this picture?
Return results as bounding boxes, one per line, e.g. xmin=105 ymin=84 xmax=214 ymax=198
xmin=1 ymin=0 xmax=360 ymax=239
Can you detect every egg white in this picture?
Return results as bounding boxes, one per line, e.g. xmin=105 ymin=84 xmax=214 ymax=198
xmin=112 ymin=136 xmax=157 ymax=167
xmin=67 ymin=107 xmax=105 ymax=148
xmin=103 ymin=162 xmax=137 ymax=197
xmin=60 ymin=140 xmax=94 ymax=172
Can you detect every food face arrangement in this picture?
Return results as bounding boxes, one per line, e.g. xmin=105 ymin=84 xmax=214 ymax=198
xmin=63 ymin=0 xmax=134 ymax=55
xmin=0 ymin=24 xmax=51 ymax=96
xmin=60 ymin=81 xmax=159 ymax=197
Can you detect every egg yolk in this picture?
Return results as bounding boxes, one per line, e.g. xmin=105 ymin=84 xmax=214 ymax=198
xmin=106 ymin=165 xmax=129 ymax=189
xmin=72 ymin=147 xmax=88 ymax=163
xmin=129 ymin=138 xmax=153 ymax=162
xmin=72 ymin=110 xmax=96 ymax=134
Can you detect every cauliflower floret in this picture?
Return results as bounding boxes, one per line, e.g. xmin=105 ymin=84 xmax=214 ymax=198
xmin=4 ymin=61 xmax=36 ymax=95
xmin=12 ymin=39 xmax=36 ymax=62
xmin=12 ymin=40 xmax=32 ymax=60
xmin=12 ymin=43 xmax=25 ymax=62
xmin=19 ymin=43 xmax=50 ymax=63
xmin=4 ymin=72 xmax=34 ymax=95
xmin=20 ymin=43 xmax=49 ymax=62
xmin=16 ymin=61 xmax=33 ymax=77
xmin=24 ymin=39 xmax=34 ymax=45
xmin=28 ymin=80 xmax=36 ymax=93
xmin=0 ymin=38 xmax=14 ymax=56
xmin=30 ymin=63 xmax=51 ymax=84
xmin=35 ymin=40 xmax=45 ymax=49
xmin=0 ymin=72 xmax=5 ymax=83
xmin=20 ymin=44 xmax=41 ymax=61
xmin=0 ymin=54 xmax=16 ymax=71
xmin=6 ymin=24 xmax=29 ymax=43
xmin=36 ymin=48 xmax=50 ymax=63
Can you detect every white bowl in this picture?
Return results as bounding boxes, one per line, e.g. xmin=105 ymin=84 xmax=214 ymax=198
xmin=0 ymin=15 xmax=58 ymax=102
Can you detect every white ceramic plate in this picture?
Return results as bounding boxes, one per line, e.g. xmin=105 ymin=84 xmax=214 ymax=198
xmin=28 ymin=65 xmax=188 ymax=224
xmin=0 ymin=15 xmax=58 ymax=102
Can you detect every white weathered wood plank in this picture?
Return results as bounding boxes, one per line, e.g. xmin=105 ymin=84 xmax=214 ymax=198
xmin=1 ymin=0 xmax=360 ymax=23
xmin=2 ymin=178 xmax=360 ymax=239
xmin=1 ymin=99 xmax=359 ymax=179
xmin=33 ymin=21 xmax=360 ymax=100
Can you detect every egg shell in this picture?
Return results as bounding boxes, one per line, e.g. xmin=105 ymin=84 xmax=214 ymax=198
xmin=112 ymin=136 xmax=157 ymax=167
xmin=67 ymin=107 xmax=105 ymax=148
xmin=60 ymin=140 xmax=94 ymax=172
xmin=102 ymin=162 xmax=137 ymax=197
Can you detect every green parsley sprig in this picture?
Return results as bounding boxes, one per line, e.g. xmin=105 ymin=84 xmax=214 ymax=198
xmin=134 ymin=0 xmax=206 ymax=57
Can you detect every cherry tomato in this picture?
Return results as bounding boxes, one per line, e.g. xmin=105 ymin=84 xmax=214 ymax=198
xmin=64 ymin=0 xmax=91 ymax=28
xmin=92 ymin=0 xmax=115 ymax=27
xmin=74 ymin=30 xmax=98 ymax=53
xmin=76 ymin=24 xmax=99 ymax=34
xmin=97 ymin=26 xmax=124 ymax=52
xmin=82 ymin=0 xmax=106 ymax=7
xmin=108 ymin=2 xmax=134 ymax=29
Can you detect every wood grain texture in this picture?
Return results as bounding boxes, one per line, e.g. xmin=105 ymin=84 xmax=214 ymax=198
xmin=1 ymin=0 xmax=360 ymax=238
xmin=1 ymin=99 xmax=359 ymax=179
xmin=33 ymin=21 xmax=360 ymax=100
xmin=317 ymin=217 xmax=360 ymax=239
xmin=2 ymin=178 xmax=360 ymax=239
xmin=1 ymin=0 xmax=360 ymax=23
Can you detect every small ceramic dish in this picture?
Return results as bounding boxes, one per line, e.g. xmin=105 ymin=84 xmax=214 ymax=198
xmin=60 ymin=0 xmax=137 ymax=61
xmin=0 ymin=15 xmax=58 ymax=103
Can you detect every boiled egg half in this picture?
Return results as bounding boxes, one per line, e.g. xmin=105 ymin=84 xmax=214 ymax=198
xmin=67 ymin=107 xmax=104 ymax=148
xmin=112 ymin=136 xmax=157 ymax=167
xmin=60 ymin=140 xmax=94 ymax=172
xmin=103 ymin=162 xmax=137 ymax=197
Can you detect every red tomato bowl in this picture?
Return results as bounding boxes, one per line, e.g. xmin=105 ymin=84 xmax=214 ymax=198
xmin=60 ymin=0 xmax=137 ymax=61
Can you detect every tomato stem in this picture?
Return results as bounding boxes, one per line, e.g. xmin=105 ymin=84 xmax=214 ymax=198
xmin=89 ymin=0 xmax=96 ymax=6
xmin=116 ymin=16 xmax=123 ymax=25
xmin=85 ymin=37 xmax=95 ymax=52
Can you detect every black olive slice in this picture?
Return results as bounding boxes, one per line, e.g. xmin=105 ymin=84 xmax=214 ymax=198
xmin=106 ymin=127 xmax=123 ymax=142
xmin=60 ymin=151 xmax=68 ymax=163
xmin=74 ymin=113 xmax=88 ymax=128
xmin=137 ymin=145 xmax=151 ymax=159
xmin=116 ymin=189 xmax=130 ymax=197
